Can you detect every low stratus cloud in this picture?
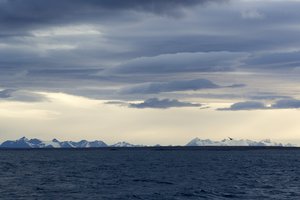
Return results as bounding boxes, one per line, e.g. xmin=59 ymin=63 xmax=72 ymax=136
xmin=120 ymin=79 xmax=220 ymax=94
xmin=218 ymin=101 xmax=267 ymax=111
xmin=248 ymin=93 xmax=291 ymax=100
xmin=245 ymin=51 xmax=300 ymax=70
xmin=129 ymin=98 xmax=201 ymax=109
xmin=0 ymin=89 xmax=15 ymax=98
xmin=108 ymin=52 xmax=247 ymax=74
xmin=272 ymin=99 xmax=300 ymax=109
xmin=0 ymin=89 xmax=48 ymax=102
xmin=120 ymin=79 xmax=245 ymax=94
xmin=219 ymin=99 xmax=300 ymax=111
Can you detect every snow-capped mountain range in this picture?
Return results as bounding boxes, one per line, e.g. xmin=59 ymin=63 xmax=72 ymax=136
xmin=0 ymin=137 xmax=138 ymax=148
xmin=0 ymin=137 xmax=295 ymax=148
xmin=186 ymin=137 xmax=294 ymax=147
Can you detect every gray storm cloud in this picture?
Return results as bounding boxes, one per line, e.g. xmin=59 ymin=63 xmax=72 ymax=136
xmin=0 ymin=0 xmax=223 ymax=31
xmin=1 ymin=0 xmax=300 ymax=105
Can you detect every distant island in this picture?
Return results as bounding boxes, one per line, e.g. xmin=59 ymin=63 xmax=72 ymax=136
xmin=0 ymin=137 xmax=295 ymax=148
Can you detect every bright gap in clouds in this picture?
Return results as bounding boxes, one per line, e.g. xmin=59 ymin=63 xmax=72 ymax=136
xmin=31 ymin=25 xmax=102 ymax=37
xmin=0 ymin=92 xmax=300 ymax=146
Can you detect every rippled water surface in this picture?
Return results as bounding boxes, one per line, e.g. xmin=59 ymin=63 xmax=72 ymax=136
xmin=0 ymin=147 xmax=300 ymax=199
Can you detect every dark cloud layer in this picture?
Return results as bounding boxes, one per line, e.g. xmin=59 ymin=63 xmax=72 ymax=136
xmin=120 ymin=78 xmax=245 ymax=94
xmin=218 ymin=101 xmax=267 ymax=111
xmin=272 ymin=99 xmax=300 ymax=109
xmin=129 ymin=98 xmax=201 ymax=109
xmin=120 ymin=79 xmax=221 ymax=94
xmin=0 ymin=0 xmax=219 ymax=31
xmin=1 ymin=0 xmax=300 ymax=106
xmin=109 ymin=52 xmax=247 ymax=74
xmin=245 ymin=51 xmax=300 ymax=70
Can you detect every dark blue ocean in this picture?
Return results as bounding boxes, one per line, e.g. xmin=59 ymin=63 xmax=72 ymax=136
xmin=0 ymin=147 xmax=300 ymax=199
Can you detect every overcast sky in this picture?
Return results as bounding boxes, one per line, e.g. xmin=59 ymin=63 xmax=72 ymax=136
xmin=1 ymin=0 xmax=300 ymax=145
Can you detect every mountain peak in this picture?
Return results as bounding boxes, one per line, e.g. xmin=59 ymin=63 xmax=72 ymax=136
xmin=112 ymin=141 xmax=137 ymax=147
xmin=52 ymin=138 xmax=60 ymax=143
xmin=28 ymin=138 xmax=42 ymax=145
xmin=19 ymin=136 xmax=29 ymax=141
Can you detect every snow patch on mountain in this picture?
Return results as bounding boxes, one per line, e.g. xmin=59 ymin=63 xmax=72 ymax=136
xmin=111 ymin=141 xmax=141 ymax=147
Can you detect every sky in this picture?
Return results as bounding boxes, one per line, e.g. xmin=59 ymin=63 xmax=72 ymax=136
xmin=1 ymin=0 xmax=300 ymax=145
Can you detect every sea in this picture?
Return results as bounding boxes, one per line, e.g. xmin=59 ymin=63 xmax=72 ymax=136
xmin=0 ymin=147 xmax=299 ymax=199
